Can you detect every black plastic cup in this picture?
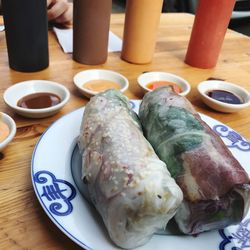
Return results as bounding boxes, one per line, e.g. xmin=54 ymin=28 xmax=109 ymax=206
xmin=2 ymin=0 xmax=49 ymax=72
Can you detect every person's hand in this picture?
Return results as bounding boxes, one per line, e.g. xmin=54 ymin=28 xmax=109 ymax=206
xmin=47 ymin=0 xmax=73 ymax=25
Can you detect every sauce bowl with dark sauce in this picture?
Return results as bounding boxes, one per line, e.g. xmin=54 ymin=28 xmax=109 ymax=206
xmin=3 ymin=80 xmax=70 ymax=118
xmin=197 ymin=80 xmax=250 ymax=113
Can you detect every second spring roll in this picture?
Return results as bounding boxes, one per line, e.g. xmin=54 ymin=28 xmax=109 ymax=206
xmin=78 ymin=90 xmax=183 ymax=249
xmin=139 ymin=87 xmax=250 ymax=234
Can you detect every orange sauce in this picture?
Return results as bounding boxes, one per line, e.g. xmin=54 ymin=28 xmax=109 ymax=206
xmin=83 ymin=80 xmax=121 ymax=92
xmin=146 ymin=81 xmax=182 ymax=94
xmin=0 ymin=121 xmax=10 ymax=143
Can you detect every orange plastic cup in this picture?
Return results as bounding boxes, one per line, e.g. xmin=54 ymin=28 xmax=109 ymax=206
xmin=185 ymin=0 xmax=236 ymax=69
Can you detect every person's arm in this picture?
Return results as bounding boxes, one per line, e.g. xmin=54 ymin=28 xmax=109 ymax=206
xmin=0 ymin=0 xmax=73 ymax=25
xmin=47 ymin=0 xmax=72 ymax=25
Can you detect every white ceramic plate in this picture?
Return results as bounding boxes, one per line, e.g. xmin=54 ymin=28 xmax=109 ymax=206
xmin=31 ymin=100 xmax=250 ymax=250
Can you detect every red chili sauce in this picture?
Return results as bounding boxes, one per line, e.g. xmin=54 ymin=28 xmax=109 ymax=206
xmin=146 ymin=81 xmax=182 ymax=94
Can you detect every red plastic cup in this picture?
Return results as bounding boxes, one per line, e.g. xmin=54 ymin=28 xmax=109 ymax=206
xmin=185 ymin=0 xmax=236 ymax=69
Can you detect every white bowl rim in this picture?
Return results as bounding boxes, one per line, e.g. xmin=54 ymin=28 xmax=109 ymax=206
xmin=137 ymin=71 xmax=191 ymax=96
xmin=0 ymin=112 xmax=16 ymax=150
xmin=3 ymin=80 xmax=70 ymax=114
xmin=197 ymin=80 xmax=250 ymax=109
xmin=73 ymin=69 xmax=129 ymax=96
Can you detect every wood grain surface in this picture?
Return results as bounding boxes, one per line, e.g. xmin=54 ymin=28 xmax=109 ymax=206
xmin=0 ymin=13 xmax=250 ymax=250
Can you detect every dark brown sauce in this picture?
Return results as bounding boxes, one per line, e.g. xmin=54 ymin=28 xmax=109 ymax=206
xmin=17 ymin=92 xmax=61 ymax=109
xmin=207 ymin=90 xmax=243 ymax=104
xmin=206 ymin=77 xmax=225 ymax=81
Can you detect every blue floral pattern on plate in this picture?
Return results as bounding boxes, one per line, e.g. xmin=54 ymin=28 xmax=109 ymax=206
xmin=34 ymin=170 xmax=76 ymax=216
xmin=219 ymin=219 xmax=250 ymax=250
xmin=213 ymin=125 xmax=250 ymax=152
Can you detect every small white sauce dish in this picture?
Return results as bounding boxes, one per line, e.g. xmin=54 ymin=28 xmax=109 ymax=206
xmin=73 ymin=69 xmax=129 ymax=98
xmin=0 ymin=112 xmax=16 ymax=151
xmin=197 ymin=80 xmax=250 ymax=113
xmin=3 ymin=80 xmax=70 ymax=118
xmin=137 ymin=71 xmax=191 ymax=96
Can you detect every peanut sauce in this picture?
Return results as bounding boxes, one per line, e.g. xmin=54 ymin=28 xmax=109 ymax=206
xmin=17 ymin=92 xmax=61 ymax=109
xmin=83 ymin=80 xmax=121 ymax=92
xmin=0 ymin=121 xmax=10 ymax=143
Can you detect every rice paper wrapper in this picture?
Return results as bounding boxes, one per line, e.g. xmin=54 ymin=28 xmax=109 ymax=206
xmin=78 ymin=89 xmax=183 ymax=248
xmin=139 ymin=87 xmax=250 ymax=234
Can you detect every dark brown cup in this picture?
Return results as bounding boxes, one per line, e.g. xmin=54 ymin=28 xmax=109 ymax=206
xmin=73 ymin=0 xmax=112 ymax=65
xmin=2 ymin=0 xmax=49 ymax=72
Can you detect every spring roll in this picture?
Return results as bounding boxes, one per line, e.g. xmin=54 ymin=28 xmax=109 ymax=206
xmin=139 ymin=87 xmax=250 ymax=234
xmin=78 ymin=90 xmax=183 ymax=249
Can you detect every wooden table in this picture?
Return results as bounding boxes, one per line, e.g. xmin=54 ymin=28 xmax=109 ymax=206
xmin=0 ymin=13 xmax=250 ymax=250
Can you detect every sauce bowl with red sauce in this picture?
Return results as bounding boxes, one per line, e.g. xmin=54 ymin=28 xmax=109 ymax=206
xmin=0 ymin=112 xmax=16 ymax=151
xmin=137 ymin=71 xmax=191 ymax=96
xmin=3 ymin=80 xmax=70 ymax=118
xmin=197 ymin=80 xmax=250 ymax=113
